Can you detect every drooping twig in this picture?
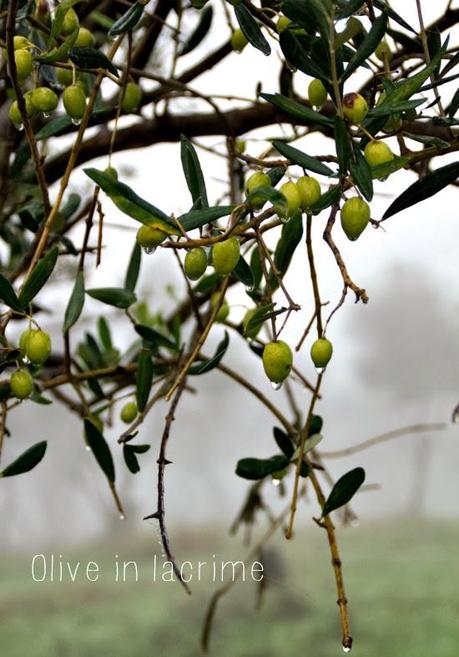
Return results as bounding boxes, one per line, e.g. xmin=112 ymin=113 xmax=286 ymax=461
xmin=144 ymin=378 xmax=191 ymax=595
xmin=320 ymin=422 xmax=448 ymax=458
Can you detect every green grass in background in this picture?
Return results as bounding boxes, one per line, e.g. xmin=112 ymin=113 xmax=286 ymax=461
xmin=1 ymin=520 xmax=458 ymax=657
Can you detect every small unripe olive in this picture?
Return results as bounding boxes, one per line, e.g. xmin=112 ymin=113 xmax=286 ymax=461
xmin=210 ymin=292 xmax=230 ymax=322
xmin=19 ymin=327 xmax=34 ymax=352
xmin=262 ymin=340 xmax=293 ymax=383
xmin=104 ymin=166 xmax=118 ymax=179
xmin=231 ymin=29 xmax=248 ymax=53
xmin=343 ymin=92 xmax=369 ymax=124
xmin=310 ymin=337 xmax=333 ymax=369
xmin=242 ymin=307 xmax=261 ymax=339
xmin=63 ymin=84 xmax=86 ymax=120
xmin=14 ymin=49 xmax=33 ymax=82
xmin=345 ymin=16 xmax=364 ymax=39
xmin=308 ymin=78 xmax=327 ymax=108
xmin=8 ymin=101 xmax=22 ymax=126
xmin=184 ymin=247 xmax=208 ymax=280
xmin=235 ymin=139 xmax=246 ymax=154
xmin=13 ymin=36 xmax=32 ymax=50
xmin=364 ymin=140 xmax=394 ymax=167
xmin=296 ymin=175 xmax=321 ymax=210
xmin=61 ymin=8 xmax=79 ymax=35
xmin=340 ymin=196 xmax=370 ymax=241
xmin=56 ymin=65 xmax=73 ymax=86
xmin=30 ymin=87 xmax=58 ymax=113
xmin=120 ymin=401 xmax=137 ymax=424
xmin=74 ymin=27 xmax=95 ymax=48
xmin=375 ymin=40 xmax=391 ymax=62
xmin=276 ymin=16 xmax=291 ymax=33
xmin=136 ymin=224 xmax=167 ymax=249
xmin=245 ymin=171 xmax=272 ymax=210
xmin=212 ymin=237 xmax=240 ymax=276
xmin=278 ymin=181 xmax=302 ymax=218
xmin=25 ymin=329 xmax=52 ymax=365
xmin=121 ymin=82 xmax=142 ymax=113
xmin=10 ymin=369 xmax=34 ymax=400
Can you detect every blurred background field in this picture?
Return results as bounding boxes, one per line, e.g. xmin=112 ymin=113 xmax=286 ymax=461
xmin=1 ymin=519 xmax=459 ymax=657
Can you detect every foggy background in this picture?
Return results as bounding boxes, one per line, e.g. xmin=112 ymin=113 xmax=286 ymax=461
xmin=1 ymin=0 xmax=458 ymax=552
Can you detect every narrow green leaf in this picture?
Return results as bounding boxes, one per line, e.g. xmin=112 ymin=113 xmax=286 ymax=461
xmin=246 ymin=186 xmax=287 ymax=215
xmin=180 ymin=135 xmax=209 ymax=209
xmin=97 ymin=317 xmax=113 ymax=350
xmin=334 ymin=116 xmax=352 ymax=175
xmin=63 ymin=270 xmax=85 ymax=333
xmin=322 ymin=467 xmax=365 ymax=517
xmin=189 ymin=331 xmax=229 ymax=375
xmin=84 ymin=168 xmax=173 ymax=228
xmin=234 ymin=4 xmax=271 ymax=56
xmin=272 ymin=140 xmax=334 ymax=176
xmin=270 ymin=214 xmax=303 ymax=289
xmin=243 ymin=302 xmax=275 ymax=337
xmin=86 ymin=287 xmax=136 ymax=309
xmin=236 ymin=454 xmax=290 ymax=480
xmin=124 ymin=242 xmax=142 ymax=292
xmin=84 ymin=419 xmax=115 ymax=483
xmin=70 ymin=46 xmax=119 ymax=77
xmin=233 ymin=256 xmax=254 ymax=289
xmin=311 ymin=185 xmax=340 ymax=214
xmin=261 ymin=93 xmax=333 ymax=129
xmin=273 ymin=427 xmax=294 ymax=459
xmin=343 ymin=11 xmax=387 ymax=80
xmin=382 ymin=162 xmax=459 ymax=220
xmin=134 ymin=324 xmax=177 ymax=351
xmin=178 ymin=5 xmax=213 ymax=56
xmin=19 ymin=247 xmax=59 ymax=308
xmin=136 ymin=348 xmax=153 ymax=412
xmin=350 ymin=150 xmax=373 ymax=201
xmin=0 ymin=441 xmax=47 ymax=478
xmin=108 ymin=1 xmax=144 ymax=37
xmin=177 ymin=206 xmax=233 ymax=231
xmin=0 ymin=274 xmax=23 ymax=313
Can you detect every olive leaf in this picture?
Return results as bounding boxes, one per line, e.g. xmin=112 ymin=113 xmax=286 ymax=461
xmin=0 ymin=274 xmax=23 ymax=313
xmin=63 ymin=270 xmax=85 ymax=333
xmin=180 ymin=135 xmax=209 ymax=209
xmin=261 ymin=93 xmax=333 ymax=129
xmin=272 ymin=140 xmax=334 ymax=177
xmin=189 ymin=331 xmax=229 ymax=375
xmin=19 ymin=247 xmax=59 ymax=308
xmin=382 ymin=162 xmax=459 ymax=220
xmin=178 ymin=4 xmax=213 ymax=56
xmin=0 ymin=441 xmax=47 ymax=478
xmin=86 ymin=287 xmax=137 ymax=309
xmin=234 ymin=4 xmax=271 ymax=56
xmin=108 ymin=1 xmax=144 ymax=37
xmin=233 ymin=255 xmax=254 ymax=289
xmin=70 ymin=47 xmax=119 ymax=77
xmin=273 ymin=427 xmax=295 ymax=459
xmin=84 ymin=419 xmax=115 ymax=483
xmin=236 ymin=455 xmax=290 ymax=480
xmin=125 ymin=242 xmax=142 ymax=292
xmin=136 ymin=348 xmax=153 ymax=412
xmin=322 ymin=467 xmax=365 ymax=517
xmin=350 ymin=150 xmax=373 ymax=201
xmin=177 ymin=206 xmax=234 ymax=231
xmin=343 ymin=11 xmax=388 ymax=80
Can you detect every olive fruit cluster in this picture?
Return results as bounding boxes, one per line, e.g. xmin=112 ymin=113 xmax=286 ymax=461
xmin=9 ymin=328 xmax=52 ymax=400
xmin=245 ymin=171 xmax=322 ymax=219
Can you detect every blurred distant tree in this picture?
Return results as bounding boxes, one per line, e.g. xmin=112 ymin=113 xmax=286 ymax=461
xmin=0 ymin=0 xmax=458 ymax=651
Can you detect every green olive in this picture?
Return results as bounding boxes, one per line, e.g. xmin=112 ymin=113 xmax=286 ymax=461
xmin=212 ymin=237 xmax=240 ymax=276
xmin=297 ymin=176 xmax=321 ymax=210
xmin=262 ymin=340 xmax=293 ymax=383
xmin=364 ymin=140 xmax=394 ymax=167
xmin=310 ymin=337 xmax=333 ymax=369
xmin=342 ymin=92 xmax=369 ymax=124
xmin=210 ymin=291 xmax=230 ymax=322
xmin=63 ymin=84 xmax=87 ymax=120
xmin=120 ymin=401 xmax=138 ymax=424
xmin=74 ymin=27 xmax=95 ymax=48
xmin=278 ymin=181 xmax=302 ymax=219
xmin=245 ymin=171 xmax=272 ymax=210
xmin=308 ymin=79 xmax=327 ymax=108
xmin=25 ymin=329 xmax=52 ymax=365
xmin=61 ymin=8 xmax=79 ymax=35
xmin=231 ymin=29 xmax=248 ymax=53
xmin=121 ymin=82 xmax=142 ymax=113
xmin=10 ymin=369 xmax=34 ymax=400
xmin=14 ymin=49 xmax=33 ymax=82
xmin=184 ymin=247 xmax=208 ymax=280
xmin=30 ymin=87 xmax=59 ymax=113
xmin=340 ymin=197 xmax=370 ymax=241
xmin=136 ymin=225 xmax=167 ymax=249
